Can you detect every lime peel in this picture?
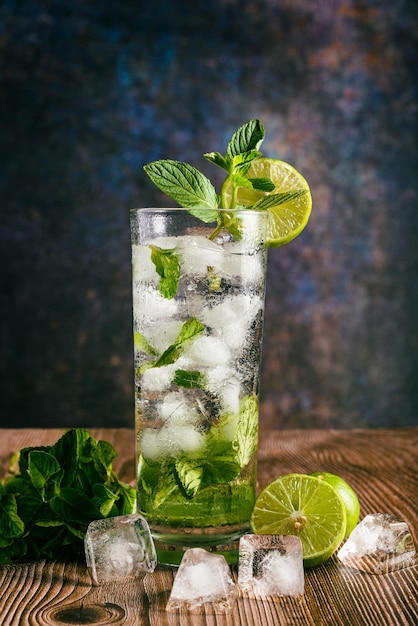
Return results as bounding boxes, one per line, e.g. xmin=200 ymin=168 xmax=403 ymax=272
xmin=310 ymin=471 xmax=361 ymax=538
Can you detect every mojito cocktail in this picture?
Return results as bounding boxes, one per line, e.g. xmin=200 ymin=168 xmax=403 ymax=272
xmin=131 ymin=208 xmax=268 ymax=552
xmin=131 ymin=119 xmax=312 ymax=562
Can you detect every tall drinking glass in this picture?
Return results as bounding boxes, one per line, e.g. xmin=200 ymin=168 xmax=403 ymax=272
xmin=130 ymin=208 xmax=268 ymax=564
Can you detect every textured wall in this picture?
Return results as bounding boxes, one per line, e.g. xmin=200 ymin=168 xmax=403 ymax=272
xmin=1 ymin=0 xmax=417 ymax=428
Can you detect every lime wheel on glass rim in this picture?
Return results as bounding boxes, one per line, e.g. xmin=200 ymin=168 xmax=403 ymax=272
xmin=250 ymin=473 xmax=347 ymax=567
xmin=221 ymin=157 xmax=312 ymax=248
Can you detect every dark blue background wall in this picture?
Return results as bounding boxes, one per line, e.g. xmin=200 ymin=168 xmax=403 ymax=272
xmin=1 ymin=0 xmax=417 ymax=428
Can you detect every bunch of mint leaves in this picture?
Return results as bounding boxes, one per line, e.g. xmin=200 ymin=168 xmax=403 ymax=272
xmin=143 ymin=118 xmax=297 ymax=223
xmin=0 ymin=429 xmax=136 ymax=564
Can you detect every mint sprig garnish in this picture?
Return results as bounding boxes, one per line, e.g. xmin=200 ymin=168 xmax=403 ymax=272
xmin=0 ymin=429 xmax=136 ymax=564
xmin=143 ymin=119 xmax=274 ymax=218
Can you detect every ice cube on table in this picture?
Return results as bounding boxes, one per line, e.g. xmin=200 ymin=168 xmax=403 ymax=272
xmin=238 ymin=534 xmax=304 ymax=597
xmin=166 ymin=548 xmax=238 ymax=613
xmin=84 ymin=514 xmax=157 ymax=585
xmin=337 ymin=513 xmax=416 ymax=574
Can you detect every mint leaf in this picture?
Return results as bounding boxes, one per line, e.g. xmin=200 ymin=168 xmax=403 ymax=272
xmin=252 ymin=189 xmax=307 ymax=210
xmin=233 ymin=395 xmax=258 ymax=468
xmin=50 ymin=488 xmax=102 ymax=525
xmin=232 ymin=150 xmax=262 ymax=174
xmin=27 ymin=451 xmax=62 ymax=492
xmin=92 ymin=483 xmax=120 ymax=517
xmin=188 ymin=207 xmax=219 ymax=223
xmin=51 ymin=428 xmax=90 ymax=487
xmin=153 ymin=468 xmax=178 ymax=509
xmin=249 ymin=177 xmax=275 ymax=192
xmin=203 ymin=440 xmax=242 ymax=485
xmin=134 ymin=332 xmax=158 ymax=356
xmin=116 ymin=482 xmax=137 ymax=516
xmin=203 ymin=151 xmax=230 ymax=172
xmin=144 ymin=160 xmax=218 ymax=209
xmin=94 ymin=440 xmax=117 ymax=481
xmin=0 ymin=494 xmax=25 ymax=539
xmin=174 ymin=369 xmax=206 ymax=389
xmin=149 ymin=245 xmax=180 ymax=299
xmin=154 ymin=317 xmax=204 ymax=367
xmin=229 ymin=173 xmax=254 ymax=190
xmin=226 ymin=119 xmax=265 ymax=157
xmin=175 ymin=458 xmax=204 ymax=497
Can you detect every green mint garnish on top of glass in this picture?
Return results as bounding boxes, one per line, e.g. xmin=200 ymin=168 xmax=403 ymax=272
xmin=143 ymin=118 xmax=312 ymax=248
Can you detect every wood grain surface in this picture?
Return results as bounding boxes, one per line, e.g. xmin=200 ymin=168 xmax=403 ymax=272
xmin=0 ymin=428 xmax=417 ymax=626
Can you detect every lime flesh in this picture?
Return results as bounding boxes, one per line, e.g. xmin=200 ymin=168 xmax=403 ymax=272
xmin=310 ymin=472 xmax=361 ymax=538
xmin=250 ymin=473 xmax=346 ymax=567
xmin=222 ymin=158 xmax=312 ymax=247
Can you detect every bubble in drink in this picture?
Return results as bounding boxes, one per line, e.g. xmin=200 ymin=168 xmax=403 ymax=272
xmin=166 ymin=548 xmax=238 ymax=613
xmin=84 ymin=514 xmax=157 ymax=585
xmin=337 ymin=513 xmax=416 ymax=574
xmin=238 ymin=534 xmax=304 ymax=597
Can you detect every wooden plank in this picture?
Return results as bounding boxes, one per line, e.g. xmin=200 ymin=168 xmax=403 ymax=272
xmin=0 ymin=428 xmax=417 ymax=625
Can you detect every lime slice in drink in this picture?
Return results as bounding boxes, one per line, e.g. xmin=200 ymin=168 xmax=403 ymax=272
xmin=250 ymin=473 xmax=346 ymax=567
xmin=310 ymin=472 xmax=361 ymax=538
xmin=222 ymin=158 xmax=312 ymax=248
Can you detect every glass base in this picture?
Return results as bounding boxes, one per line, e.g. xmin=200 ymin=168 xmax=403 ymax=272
xmin=154 ymin=538 xmax=240 ymax=568
xmin=150 ymin=523 xmax=247 ymax=567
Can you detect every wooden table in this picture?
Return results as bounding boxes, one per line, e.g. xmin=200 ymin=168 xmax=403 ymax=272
xmin=0 ymin=427 xmax=417 ymax=625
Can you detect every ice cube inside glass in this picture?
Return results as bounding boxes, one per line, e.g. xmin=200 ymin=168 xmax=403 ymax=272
xmin=84 ymin=514 xmax=157 ymax=585
xmin=166 ymin=547 xmax=238 ymax=612
xmin=238 ymin=534 xmax=304 ymax=597
xmin=337 ymin=513 xmax=416 ymax=574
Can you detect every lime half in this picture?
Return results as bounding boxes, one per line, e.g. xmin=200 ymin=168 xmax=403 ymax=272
xmin=222 ymin=158 xmax=312 ymax=248
xmin=310 ymin=472 xmax=360 ymax=538
xmin=250 ymin=473 xmax=346 ymax=567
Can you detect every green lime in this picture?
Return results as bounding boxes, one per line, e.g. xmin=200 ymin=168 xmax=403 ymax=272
xmin=310 ymin=472 xmax=360 ymax=538
xmin=250 ymin=473 xmax=346 ymax=567
xmin=222 ymin=157 xmax=312 ymax=248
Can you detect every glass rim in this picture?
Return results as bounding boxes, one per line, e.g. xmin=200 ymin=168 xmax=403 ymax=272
xmin=130 ymin=207 xmax=266 ymax=215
